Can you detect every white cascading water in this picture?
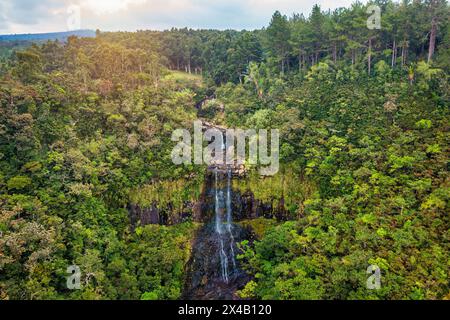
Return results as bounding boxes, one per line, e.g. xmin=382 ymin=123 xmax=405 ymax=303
xmin=215 ymin=169 xmax=229 ymax=283
xmin=226 ymin=168 xmax=237 ymax=271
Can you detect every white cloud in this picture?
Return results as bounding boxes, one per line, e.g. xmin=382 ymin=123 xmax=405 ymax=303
xmin=0 ymin=0 xmax=367 ymax=34
xmin=81 ymin=0 xmax=148 ymax=15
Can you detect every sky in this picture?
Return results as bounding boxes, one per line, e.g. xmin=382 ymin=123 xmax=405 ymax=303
xmin=0 ymin=0 xmax=364 ymax=34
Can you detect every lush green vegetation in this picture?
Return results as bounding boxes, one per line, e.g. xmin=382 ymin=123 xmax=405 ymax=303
xmin=0 ymin=37 xmax=204 ymax=299
xmin=0 ymin=0 xmax=449 ymax=300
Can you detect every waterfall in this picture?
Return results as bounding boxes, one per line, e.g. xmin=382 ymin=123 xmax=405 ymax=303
xmin=213 ymin=131 xmax=237 ymax=284
xmin=226 ymin=168 xmax=237 ymax=271
xmin=215 ymin=169 xmax=229 ymax=283
xmin=214 ymin=170 xmax=222 ymax=235
xmin=183 ymin=158 xmax=247 ymax=299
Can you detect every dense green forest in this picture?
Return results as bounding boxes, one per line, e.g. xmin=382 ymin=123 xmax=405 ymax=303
xmin=0 ymin=0 xmax=449 ymax=300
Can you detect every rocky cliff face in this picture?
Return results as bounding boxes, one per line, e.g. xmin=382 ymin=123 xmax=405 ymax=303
xmin=182 ymin=223 xmax=251 ymax=300
xmin=128 ymin=169 xmax=293 ymax=300
xmin=128 ymin=174 xmax=290 ymax=229
xmin=128 ymin=192 xmax=289 ymax=230
xmin=128 ymin=201 xmax=197 ymax=229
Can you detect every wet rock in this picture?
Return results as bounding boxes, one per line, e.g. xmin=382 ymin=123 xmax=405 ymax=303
xmin=128 ymin=167 xmax=292 ymax=300
xmin=128 ymin=203 xmax=160 ymax=230
xmin=127 ymin=201 xmax=197 ymax=229
xmin=182 ymin=223 xmax=251 ymax=300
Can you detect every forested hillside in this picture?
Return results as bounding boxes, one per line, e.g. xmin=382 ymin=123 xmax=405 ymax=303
xmin=0 ymin=0 xmax=449 ymax=300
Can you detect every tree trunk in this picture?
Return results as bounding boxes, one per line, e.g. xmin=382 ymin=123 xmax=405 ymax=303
xmin=394 ymin=44 xmax=398 ymax=67
xmin=392 ymin=38 xmax=397 ymax=68
xmin=368 ymin=37 xmax=372 ymax=75
xmin=401 ymin=41 xmax=408 ymax=67
xmin=428 ymin=15 xmax=438 ymax=63
xmin=404 ymin=44 xmax=408 ymax=66
xmin=334 ymin=42 xmax=337 ymax=64
xmin=401 ymin=45 xmax=404 ymax=67
xmin=299 ymin=53 xmax=302 ymax=72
